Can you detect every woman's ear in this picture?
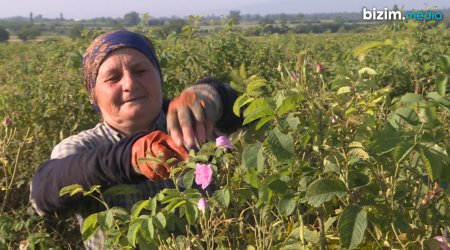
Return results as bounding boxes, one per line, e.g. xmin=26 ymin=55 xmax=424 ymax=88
xmin=89 ymin=96 xmax=101 ymax=114
xmin=92 ymin=103 xmax=101 ymax=114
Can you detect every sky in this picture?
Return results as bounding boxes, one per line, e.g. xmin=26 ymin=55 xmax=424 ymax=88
xmin=0 ymin=0 xmax=448 ymax=19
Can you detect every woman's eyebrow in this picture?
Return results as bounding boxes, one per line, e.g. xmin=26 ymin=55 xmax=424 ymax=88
xmin=130 ymin=60 xmax=153 ymax=68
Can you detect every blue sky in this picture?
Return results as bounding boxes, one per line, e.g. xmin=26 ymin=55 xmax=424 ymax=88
xmin=0 ymin=0 xmax=448 ymax=19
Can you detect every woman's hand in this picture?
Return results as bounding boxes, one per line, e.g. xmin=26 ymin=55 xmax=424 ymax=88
xmin=167 ymin=84 xmax=222 ymax=149
xmin=131 ymin=131 xmax=189 ymax=180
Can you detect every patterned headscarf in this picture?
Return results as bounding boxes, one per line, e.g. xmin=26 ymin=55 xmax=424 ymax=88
xmin=82 ymin=30 xmax=162 ymax=104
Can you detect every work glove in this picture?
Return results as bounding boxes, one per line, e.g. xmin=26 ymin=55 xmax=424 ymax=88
xmin=167 ymin=84 xmax=222 ymax=150
xmin=131 ymin=131 xmax=189 ymax=181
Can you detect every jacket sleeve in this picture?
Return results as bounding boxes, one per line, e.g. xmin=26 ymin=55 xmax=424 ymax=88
xmin=30 ymin=132 xmax=147 ymax=216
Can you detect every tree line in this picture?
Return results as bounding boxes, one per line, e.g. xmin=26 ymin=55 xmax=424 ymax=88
xmin=1 ymin=8 xmax=449 ymax=42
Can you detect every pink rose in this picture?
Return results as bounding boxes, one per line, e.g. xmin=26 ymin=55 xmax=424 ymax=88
xmin=3 ymin=117 xmax=11 ymax=127
xmin=195 ymin=163 xmax=213 ymax=190
xmin=216 ymin=136 xmax=234 ymax=150
xmin=316 ymin=63 xmax=323 ymax=74
xmin=197 ymin=198 xmax=207 ymax=212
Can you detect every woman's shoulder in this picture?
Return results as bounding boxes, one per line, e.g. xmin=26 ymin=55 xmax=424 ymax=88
xmin=50 ymin=123 xmax=114 ymax=159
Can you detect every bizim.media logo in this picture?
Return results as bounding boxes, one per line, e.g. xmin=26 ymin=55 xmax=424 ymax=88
xmin=362 ymin=8 xmax=444 ymax=21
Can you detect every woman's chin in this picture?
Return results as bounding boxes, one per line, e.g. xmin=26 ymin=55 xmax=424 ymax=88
xmin=124 ymin=108 xmax=157 ymax=124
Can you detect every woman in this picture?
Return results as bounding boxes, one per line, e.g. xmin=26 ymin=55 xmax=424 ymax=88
xmin=30 ymin=30 xmax=242 ymax=249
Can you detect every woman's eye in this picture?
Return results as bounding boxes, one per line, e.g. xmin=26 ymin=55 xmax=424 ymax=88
xmin=104 ymin=74 xmax=120 ymax=83
xmin=136 ymin=69 xmax=149 ymax=74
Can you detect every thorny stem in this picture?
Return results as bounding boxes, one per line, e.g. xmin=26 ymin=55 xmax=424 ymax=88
xmin=413 ymin=176 xmax=423 ymax=218
xmin=367 ymin=221 xmax=383 ymax=249
xmin=391 ymin=222 xmax=406 ymax=249
xmin=317 ymin=108 xmax=325 ymax=172
xmin=1 ymin=127 xmax=16 ymax=192
xmin=1 ymin=144 xmax=22 ymax=213
xmin=1 ymin=128 xmax=29 ymax=213
xmin=319 ymin=208 xmax=326 ymax=250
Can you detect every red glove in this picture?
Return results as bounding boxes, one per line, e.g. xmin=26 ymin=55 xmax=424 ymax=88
xmin=167 ymin=84 xmax=222 ymax=149
xmin=131 ymin=131 xmax=189 ymax=181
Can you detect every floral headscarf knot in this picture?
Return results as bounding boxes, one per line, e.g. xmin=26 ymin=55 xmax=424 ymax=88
xmin=82 ymin=30 xmax=162 ymax=105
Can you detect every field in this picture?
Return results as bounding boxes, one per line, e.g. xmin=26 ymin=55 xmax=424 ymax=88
xmin=1 ymin=21 xmax=450 ymax=249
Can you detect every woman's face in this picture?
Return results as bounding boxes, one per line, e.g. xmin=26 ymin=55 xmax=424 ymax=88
xmin=94 ymin=48 xmax=162 ymax=136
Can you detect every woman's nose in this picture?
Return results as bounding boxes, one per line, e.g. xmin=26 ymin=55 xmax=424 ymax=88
xmin=121 ymin=71 xmax=138 ymax=91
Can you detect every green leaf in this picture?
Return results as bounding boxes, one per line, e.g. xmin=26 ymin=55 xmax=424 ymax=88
xmin=166 ymin=199 xmax=187 ymax=213
xmin=400 ymin=93 xmax=424 ymax=104
xmin=182 ymin=169 xmax=195 ymax=189
xmin=337 ymin=86 xmax=351 ymax=95
xmin=421 ymin=147 xmax=443 ymax=181
xmin=325 ymin=216 xmax=339 ymax=232
xmin=305 ymin=177 xmax=347 ymax=207
xmin=393 ymin=142 xmax=415 ymax=164
xmin=280 ymin=244 xmax=305 ymax=250
xmin=388 ymin=113 xmax=402 ymax=130
xmin=246 ymin=76 xmax=267 ymax=95
xmin=331 ymin=77 xmax=351 ymax=90
xmin=436 ymin=75 xmax=448 ymax=97
xmin=103 ymin=184 xmax=139 ymax=197
xmin=258 ymin=185 xmax=272 ymax=204
xmin=214 ymin=188 xmax=230 ymax=208
xmin=233 ymin=95 xmax=254 ymax=116
xmin=83 ymin=185 xmax=102 ymax=196
xmin=183 ymin=188 xmax=202 ymax=201
xmin=255 ymin=116 xmax=273 ymax=130
xmin=81 ymin=213 xmax=99 ymax=241
xmin=59 ymin=184 xmax=84 ymax=197
xmin=358 ymin=67 xmax=377 ymax=76
xmin=348 ymin=148 xmax=369 ymax=161
xmin=245 ymin=169 xmax=262 ymax=188
xmin=239 ymin=63 xmax=247 ymax=79
xmin=185 ymin=202 xmax=198 ymax=225
xmin=345 ymin=107 xmax=357 ymax=116
xmin=152 ymin=212 xmax=166 ymax=229
xmin=395 ymin=107 xmax=419 ymax=126
xmin=371 ymin=128 xmax=401 ymax=155
xmin=427 ymin=92 xmax=450 ymax=109
xmin=347 ymin=171 xmax=370 ymax=189
xmin=230 ymin=81 xmax=245 ymax=94
xmin=352 ymin=39 xmax=393 ymax=61
xmin=439 ymin=55 xmax=450 ymax=74
xmin=278 ymin=197 xmax=297 ymax=216
xmin=284 ymin=114 xmax=300 ymax=130
xmin=276 ymin=95 xmax=303 ymax=116
xmin=147 ymin=219 xmax=155 ymax=240
xmin=131 ymin=200 xmax=149 ymax=220
xmin=268 ymin=179 xmax=289 ymax=194
xmin=148 ymin=197 xmax=157 ymax=216
xmin=127 ymin=218 xmax=144 ymax=247
xmin=424 ymin=238 xmax=445 ymax=250
xmin=338 ymin=205 xmax=368 ymax=249
xmin=243 ymin=98 xmax=274 ymax=125
xmin=267 ymin=128 xmax=294 ymax=162
xmin=104 ymin=209 xmax=114 ymax=229
xmin=140 ymin=219 xmax=154 ymax=241
xmin=243 ymin=143 xmax=265 ymax=172
xmin=301 ymin=133 xmax=311 ymax=147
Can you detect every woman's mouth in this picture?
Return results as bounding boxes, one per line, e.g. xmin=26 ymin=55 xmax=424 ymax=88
xmin=123 ymin=96 xmax=146 ymax=103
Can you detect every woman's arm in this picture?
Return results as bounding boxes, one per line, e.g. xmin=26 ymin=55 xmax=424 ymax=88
xmin=30 ymin=133 xmax=147 ymax=216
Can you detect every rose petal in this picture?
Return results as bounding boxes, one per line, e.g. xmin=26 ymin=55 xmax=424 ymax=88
xmin=198 ymin=198 xmax=207 ymax=212
xmin=216 ymin=136 xmax=234 ymax=150
xmin=195 ymin=163 xmax=213 ymax=190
